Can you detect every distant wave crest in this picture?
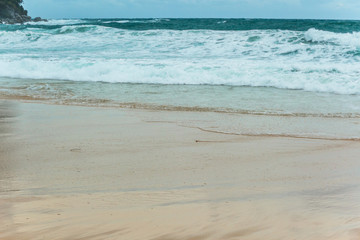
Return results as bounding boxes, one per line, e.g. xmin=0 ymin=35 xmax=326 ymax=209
xmin=304 ymin=28 xmax=360 ymax=47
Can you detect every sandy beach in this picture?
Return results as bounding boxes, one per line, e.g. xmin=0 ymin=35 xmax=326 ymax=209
xmin=1 ymin=100 xmax=360 ymax=240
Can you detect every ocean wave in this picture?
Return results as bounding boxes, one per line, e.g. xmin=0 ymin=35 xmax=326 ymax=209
xmin=1 ymin=24 xmax=360 ymax=95
xmin=103 ymin=20 xmax=130 ymax=24
xmin=1 ymin=27 xmax=359 ymax=56
xmin=0 ymin=58 xmax=359 ymax=95
xmin=55 ymin=25 xmax=100 ymax=34
xmin=24 ymin=19 xmax=87 ymax=26
xmin=3 ymin=18 xmax=360 ymax=32
xmin=304 ymin=28 xmax=360 ymax=47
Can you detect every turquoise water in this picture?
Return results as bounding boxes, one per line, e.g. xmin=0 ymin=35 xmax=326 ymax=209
xmin=0 ymin=18 xmax=360 ymax=138
xmin=1 ymin=78 xmax=360 ymax=118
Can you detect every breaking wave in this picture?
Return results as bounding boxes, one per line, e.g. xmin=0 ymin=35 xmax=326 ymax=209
xmin=0 ymin=19 xmax=360 ymax=95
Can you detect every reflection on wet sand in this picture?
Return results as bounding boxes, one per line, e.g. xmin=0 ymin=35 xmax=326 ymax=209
xmin=0 ymin=100 xmax=18 ymax=238
xmin=0 ymin=100 xmax=18 ymax=189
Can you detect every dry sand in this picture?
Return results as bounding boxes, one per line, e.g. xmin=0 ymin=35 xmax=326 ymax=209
xmin=1 ymin=100 xmax=360 ymax=240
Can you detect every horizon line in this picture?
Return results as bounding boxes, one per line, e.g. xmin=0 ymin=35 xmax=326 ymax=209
xmin=47 ymin=17 xmax=360 ymax=21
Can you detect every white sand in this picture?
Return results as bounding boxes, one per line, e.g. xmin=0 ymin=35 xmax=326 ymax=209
xmin=1 ymin=100 xmax=360 ymax=240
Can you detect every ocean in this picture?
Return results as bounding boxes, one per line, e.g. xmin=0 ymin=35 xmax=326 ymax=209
xmin=0 ymin=18 xmax=360 ymax=139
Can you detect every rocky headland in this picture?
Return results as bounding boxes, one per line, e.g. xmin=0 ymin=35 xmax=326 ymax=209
xmin=0 ymin=0 xmax=46 ymax=24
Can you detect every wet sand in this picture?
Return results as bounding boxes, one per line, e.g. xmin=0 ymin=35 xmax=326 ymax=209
xmin=1 ymin=100 xmax=360 ymax=240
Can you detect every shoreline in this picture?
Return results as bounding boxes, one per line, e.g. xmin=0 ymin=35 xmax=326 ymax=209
xmin=1 ymin=100 xmax=360 ymax=239
xmin=1 ymin=96 xmax=359 ymax=141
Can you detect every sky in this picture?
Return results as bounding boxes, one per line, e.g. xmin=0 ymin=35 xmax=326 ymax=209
xmin=23 ymin=0 xmax=360 ymax=20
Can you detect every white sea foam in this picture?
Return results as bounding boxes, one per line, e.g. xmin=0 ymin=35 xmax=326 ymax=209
xmin=304 ymin=28 xmax=360 ymax=47
xmin=103 ymin=20 xmax=130 ymax=24
xmin=0 ymin=57 xmax=359 ymax=95
xmin=24 ymin=19 xmax=87 ymax=26
xmin=0 ymin=26 xmax=359 ymax=95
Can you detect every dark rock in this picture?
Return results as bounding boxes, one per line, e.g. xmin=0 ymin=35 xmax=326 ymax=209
xmin=32 ymin=17 xmax=48 ymax=23
xmin=0 ymin=2 xmax=36 ymax=24
xmin=33 ymin=17 xmax=42 ymax=22
xmin=23 ymin=16 xmax=31 ymax=21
